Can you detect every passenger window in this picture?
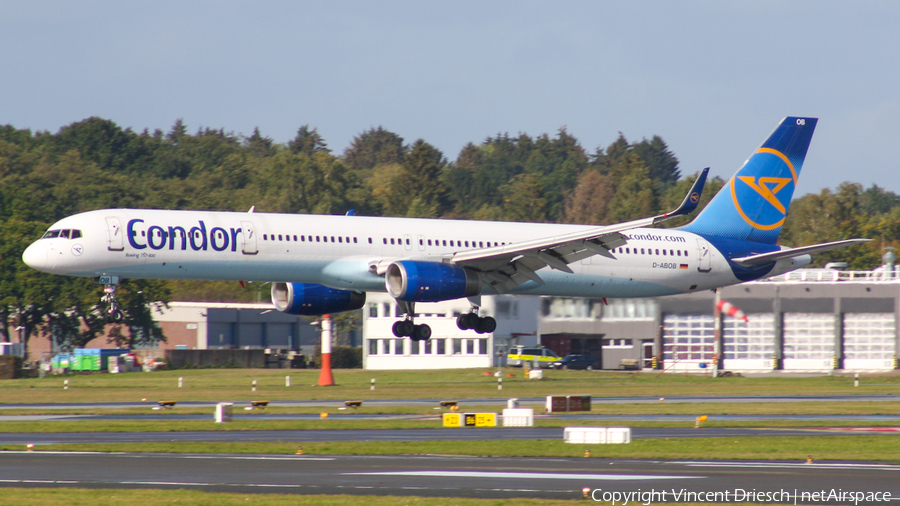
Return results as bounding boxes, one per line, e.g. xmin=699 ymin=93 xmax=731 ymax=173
xmin=338 ymin=237 xmax=342 ymax=243
xmin=465 ymin=241 xmax=469 ymax=247
xmin=662 ymin=249 xmax=666 ymax=256
xmin=641 ymin=248 xmax=645 ymax=254
xmin=390 ymin=238 xmax=395 ymax=245
xmin=655 ymin=249 xmax=659 ymax=255
xmin=427 ymin=239 xmax=432 ymax=246
xmin=353 ymin=237 xmax=357 ymax=244
xmin=442 ymin=240 xmax=447 ymax=246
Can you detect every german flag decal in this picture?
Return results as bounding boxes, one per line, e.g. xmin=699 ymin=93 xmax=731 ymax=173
xmin=679 ymin=264 xmax=688 ymax=269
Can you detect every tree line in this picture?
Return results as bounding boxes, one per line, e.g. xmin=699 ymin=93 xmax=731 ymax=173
xmin=0 ymin=117 xmax=896 ymax=352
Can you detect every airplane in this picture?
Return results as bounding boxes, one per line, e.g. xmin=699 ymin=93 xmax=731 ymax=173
xmin=22 ymin=117 xmax=868 ymax=341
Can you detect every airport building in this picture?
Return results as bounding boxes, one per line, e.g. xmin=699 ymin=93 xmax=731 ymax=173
xmin=361 ymin=268 xmax=900 ymax=373
xmin=362 ymin=292 xmax=541 ymax=370
xmin=21 ymin=302 xmax=320 ymax=362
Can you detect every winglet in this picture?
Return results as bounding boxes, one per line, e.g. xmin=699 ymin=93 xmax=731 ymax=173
xmin=659 ymin=168 xmax=709 ymax=221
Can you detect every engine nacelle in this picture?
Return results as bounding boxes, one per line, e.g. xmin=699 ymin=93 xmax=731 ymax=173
xmin=271 ymin=282 xmax=366 ymax=315
xmin=385 ymin=260 xmax=481 ymax=302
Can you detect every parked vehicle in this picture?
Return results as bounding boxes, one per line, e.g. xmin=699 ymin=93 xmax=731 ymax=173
xmin=550 ymin=354 xmax=597 ymax=370
xmin=507 ymin=346 xmax=560 ymax=368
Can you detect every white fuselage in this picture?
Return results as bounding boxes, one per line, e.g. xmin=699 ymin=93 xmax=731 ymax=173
xmin=23 ymin=209 xmax=809 ymax=299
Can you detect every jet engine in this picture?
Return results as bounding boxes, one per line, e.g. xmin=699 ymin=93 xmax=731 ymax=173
xmin=385 ymin=260 xmax=481 ymax=302
xmin=271 ymin=282 xmax=366 ymax=315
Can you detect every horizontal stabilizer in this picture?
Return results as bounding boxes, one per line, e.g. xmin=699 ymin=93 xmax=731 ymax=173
xmin=730 ymin=239 xmax=871 ymax=266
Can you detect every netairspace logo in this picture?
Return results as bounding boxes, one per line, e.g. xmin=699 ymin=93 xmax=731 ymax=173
xmin=589 ymin=488 xmax=892 ymax=505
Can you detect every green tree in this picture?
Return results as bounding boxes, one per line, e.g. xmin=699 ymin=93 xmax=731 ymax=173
xmin=289 ymin=125 xmax=329 ymax=156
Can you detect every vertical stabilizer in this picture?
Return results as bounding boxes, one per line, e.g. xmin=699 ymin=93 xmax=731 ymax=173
xmin=680 ymin=117 xmax=817 ymax=244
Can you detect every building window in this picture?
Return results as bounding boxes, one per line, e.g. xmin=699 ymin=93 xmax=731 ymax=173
xmin=602 ymin=338 xmax=633 ymax=348
xmin=436 ymin=339 xmax=445 ymax=355
xmin=542 ymin=297 xmax=599 ymax=319
xmin=479 ymin=339 xmax=488 ymax=355
xmin=411 ymin=340 xmax=420 ymax=355
xmin=723 ymin=314 xmax=775 ymax=360
xmin=453 ymin=339 xmax=462 ymax=355
xmin=368 ymin=304 xmax=378 ymax=318
xmin=663 ymin=315 xmax=715 ymax=361
xmin=393 ymin=340 xmax=403 ymax=355
xmin=368 ymin=339 xmax=378 ymax=355
xmin=783 ymin=313 xmax=835 ymax=360
xmin=466 ymin=339 xmax=474 ymax=354
xmin=844 ymin=313 xmax=896 ymax=361
xmin=602 ymin=298 xmax=658 ymax=320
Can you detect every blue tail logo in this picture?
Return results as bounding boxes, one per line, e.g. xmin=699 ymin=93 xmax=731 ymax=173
xmin=682 ymin=117 xmax=817 ymax=244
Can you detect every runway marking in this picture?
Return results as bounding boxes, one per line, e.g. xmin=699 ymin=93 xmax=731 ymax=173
xmin=345 ymin=471 xmax=703 ymax=481
xmin=673 ymin=461 xmax=900 ymax=471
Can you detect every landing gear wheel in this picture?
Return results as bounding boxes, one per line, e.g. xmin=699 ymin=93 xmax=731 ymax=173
xmin=106 ymin=309 xmax=124 ymax=324
xmin=412 ymin=324 xmax=432 ymax=341
xmin=457 ymin=313 xmax=478 ymax=330
xmin=396 ymin=320 xmax=414 ymax=337
xmin=474 ymin=316 xmax=496 ymax=334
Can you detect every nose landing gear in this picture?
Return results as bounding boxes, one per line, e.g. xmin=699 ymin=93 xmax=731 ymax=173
xmin=97 ymin=276 xmax=124 ymax=323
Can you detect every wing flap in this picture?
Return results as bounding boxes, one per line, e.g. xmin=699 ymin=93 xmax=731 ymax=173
xmin=451 ymin=168 xmax=709 ymax=293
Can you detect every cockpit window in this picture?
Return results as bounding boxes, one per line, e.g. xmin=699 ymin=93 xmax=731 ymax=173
xmin=41 ymin=229 xmax=82 ymax=240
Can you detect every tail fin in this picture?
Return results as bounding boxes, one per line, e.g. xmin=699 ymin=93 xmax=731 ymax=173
xmin=680 ymin=116 xmax=817 ymax=244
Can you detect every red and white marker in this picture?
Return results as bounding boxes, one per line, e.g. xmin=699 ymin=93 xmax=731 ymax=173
xmin=716 ymin=300 xmax=748 ymax=322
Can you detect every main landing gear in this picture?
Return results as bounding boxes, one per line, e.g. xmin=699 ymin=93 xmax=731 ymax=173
xmin=456 ymin=308 xmax=496 ymax=334
xmin=390 ymin=301 xmax=432 ymax=341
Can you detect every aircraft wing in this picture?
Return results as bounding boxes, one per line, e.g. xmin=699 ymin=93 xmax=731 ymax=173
xmin=448 ymin=168 xmax=709 ymax=293
xmin=729 ymin=238 xmax=871 ymax=267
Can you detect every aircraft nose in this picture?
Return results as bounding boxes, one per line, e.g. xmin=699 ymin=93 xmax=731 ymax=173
xmin=22 ymin=241 xmax=47 ymax=272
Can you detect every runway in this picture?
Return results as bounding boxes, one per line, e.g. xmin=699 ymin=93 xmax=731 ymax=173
xmin=0 ymin=451 xmax=896 ymax=500
xmin=1 ymin=426 xmax=898 ymax=445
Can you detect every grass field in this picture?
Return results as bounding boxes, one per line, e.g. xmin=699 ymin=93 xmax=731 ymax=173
xmin=6 ymin=435 xmax=899 ymax=461
xmin=1 ymin=368 xmax=898 ymax=404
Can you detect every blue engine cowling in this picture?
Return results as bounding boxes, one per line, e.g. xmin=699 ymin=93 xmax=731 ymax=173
xmin=271 ymin=282 xmax=366 ymax=315
xmin=385 ymin=260 xmax=481 ymax=302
